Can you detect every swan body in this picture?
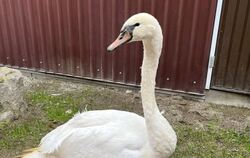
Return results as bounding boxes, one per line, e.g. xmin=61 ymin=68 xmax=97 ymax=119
xmin=22 ymin=13 xmax=177 ymax=158
xmin=44 ymin=110 xmax=153 ymax=158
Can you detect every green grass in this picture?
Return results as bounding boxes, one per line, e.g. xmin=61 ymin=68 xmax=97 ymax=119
xmin=26 ymin=91 xmax=83 ymax=123
xmin=0 ymin=90 xmax=86 ymax=156
xmin=172 ymin=124 xmax=250 ymax=158
xmin=0 ymin=88 xmax=249 ymax=157
xmin=0 ymin=119 xmax=48 ymax=149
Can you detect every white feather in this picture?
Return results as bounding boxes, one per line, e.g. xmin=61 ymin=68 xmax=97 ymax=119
xmin=39 ymin=110 xmax=150 ymax=158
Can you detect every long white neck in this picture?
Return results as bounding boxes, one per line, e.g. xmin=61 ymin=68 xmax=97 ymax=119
xmin=141 ymin=27 xmax=177 ymax=157
xmin=141 ymin=40 xmax=161 ymax=117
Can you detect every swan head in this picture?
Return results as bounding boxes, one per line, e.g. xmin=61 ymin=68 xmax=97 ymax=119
xmin=107 ymin=13 xmax=161 ymax=51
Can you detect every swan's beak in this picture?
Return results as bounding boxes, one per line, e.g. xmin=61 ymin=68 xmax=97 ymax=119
xmin=107 ymin=32 xmax=132 ymax=52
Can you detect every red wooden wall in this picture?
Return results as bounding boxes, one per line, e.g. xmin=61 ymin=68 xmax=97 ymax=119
xmin=0 ymin=0 xmax=217 ymax=94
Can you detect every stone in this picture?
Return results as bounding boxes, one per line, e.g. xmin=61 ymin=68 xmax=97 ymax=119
xmin=0 ymin=67 xmax=30 ymax=123
xmin=125 ymin=90 xmax=132 ymax=94
xmin=65 ymin=109 xmax=72 ymax=114
xmin=0 ymin=111 xmax=15 ymax=122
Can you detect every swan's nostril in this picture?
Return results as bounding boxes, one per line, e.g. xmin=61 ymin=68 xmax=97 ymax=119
xmin=119 ymin=32 xmax=126 ymax=40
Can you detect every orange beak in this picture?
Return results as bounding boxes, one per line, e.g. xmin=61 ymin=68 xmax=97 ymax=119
xmin=107 ymin=32 xmax=132 ymax=52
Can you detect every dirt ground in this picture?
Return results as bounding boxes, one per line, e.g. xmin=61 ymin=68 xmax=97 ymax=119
xmin=1 ymin=76 xmax=250 ymax=157
xmin=34 ymin=77 xmax=250 ymax=132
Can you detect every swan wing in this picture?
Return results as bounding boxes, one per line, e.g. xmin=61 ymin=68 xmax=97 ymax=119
xmin=39 ymin=110 xmax=148 ymax=157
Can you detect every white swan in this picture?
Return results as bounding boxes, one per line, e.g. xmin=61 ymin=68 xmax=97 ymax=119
xmin=21 ymin=13 xmax=177 ymax=158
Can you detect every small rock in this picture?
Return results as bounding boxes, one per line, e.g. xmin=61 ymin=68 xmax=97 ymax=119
xmin=51 ymin=93 xmax=62 ymax=96
xmin=65 ymin=109 xmax=72 ymax=114
xmin=126 ymin=90 xmax=132 ymax=94
xmin=0 ymin=111 xmax=15 ymax=122
xmin=0 ymin=67 xmax=30 ymax=122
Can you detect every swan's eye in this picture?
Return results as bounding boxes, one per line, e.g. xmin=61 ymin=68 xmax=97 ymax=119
xmin=134 ymin=23 xmax=140 ymax=27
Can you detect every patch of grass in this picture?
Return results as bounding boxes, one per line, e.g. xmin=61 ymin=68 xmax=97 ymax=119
xmin=26 ymin=91 xmax=84 ymax=123
xmin=172 ymin=124 xmax=250 ymax=158
xmin=0 ymin=89 xmax=88 ymax=156
xmin=1 ymin=86 xmax=250 ymax=158
xmin=0 ymin=119 xmax=49 ymax=150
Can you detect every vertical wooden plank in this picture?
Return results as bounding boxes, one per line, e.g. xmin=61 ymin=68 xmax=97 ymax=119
xmin=213 ymin=0 xmax=238 ymax=87
xmin=224 ymin=0 xmax=248 ymax=88
xmin=212 ymin=0 xmax=250 ymax=94
xmin=234 ymin=1 xmax=250 ymax=90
